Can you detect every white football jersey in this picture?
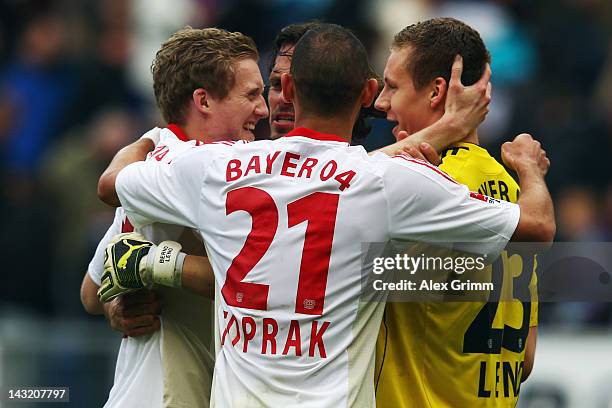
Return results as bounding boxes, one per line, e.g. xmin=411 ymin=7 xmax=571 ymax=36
xmin=87 ymin=127 xmax=218 ymax=408
xmin=88 ymin=209 xmax=166 ymax=408
xmin=116 ymin=127 xmax=520 ymax=407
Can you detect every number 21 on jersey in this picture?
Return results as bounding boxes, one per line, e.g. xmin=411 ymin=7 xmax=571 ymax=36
xmin=221 ymin=187 xmax=339 ymax=315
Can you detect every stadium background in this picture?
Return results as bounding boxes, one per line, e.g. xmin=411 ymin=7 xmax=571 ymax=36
xmin=0 ymin=0 xmax=610 ymax=406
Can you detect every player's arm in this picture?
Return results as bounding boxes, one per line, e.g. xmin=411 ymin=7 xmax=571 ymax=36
xmin=101 ymin=140 xmax=209 ymax=230
xmin=386 ymin=135 xmax=553 ymax=257
xmin=82 ymin=272 xmax=163 ymax=336
xmin=522 ymin=326 xmax=537 ymax=381
xmin=81 ymin=208 xmax=125 ymax=314
xmin=81 ymin=209 xmax=163 ymax=336
xmin=377 ymin=56 xmax=491 ymax=159
xmin=175 ymin=229 xmax=213 ymax=295
xmin=182 ymin=255 xmax=215 ymax=298
xmin=81 ymin=273 xmax=104 ymax=315
xmin=98 ymin=127 xmax=161 ymax=207
xmin=502 ymin=134 xmax=556 ymax=244
xmin=98 ymin=233 xmax=214 ymax=303
xmin=103 ymin=291 xmax=162 ymax=337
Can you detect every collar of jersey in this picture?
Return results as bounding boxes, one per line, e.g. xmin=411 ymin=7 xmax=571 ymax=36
xmin=451 ymin=141 xmax=489 ymax=156
xmin=167 ymin=123 xmax=190 ymax=142
xmin=285 ymin=127 xmax=348 ymax=143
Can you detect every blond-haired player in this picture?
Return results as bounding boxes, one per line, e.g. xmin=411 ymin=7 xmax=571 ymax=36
xmin=80 ymin=27 xmax=268 ymax=408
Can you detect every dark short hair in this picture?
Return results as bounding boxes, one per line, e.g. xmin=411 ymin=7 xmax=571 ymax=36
xmin=152 ymin=27 xmax=258 ymax=124
xmin=291 ymin=24 xmax=370 ymax=117
xmin=268 ymin=21 xmax=321 ymax=74
xmin=392 ymin=18 xmax=490 ymax=90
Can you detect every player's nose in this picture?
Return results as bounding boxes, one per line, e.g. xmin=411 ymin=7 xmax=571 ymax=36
xmin=374 ymin=90 xmax=389 ymax=112
xmin=255 ymin=95 xmax=269 ymax=119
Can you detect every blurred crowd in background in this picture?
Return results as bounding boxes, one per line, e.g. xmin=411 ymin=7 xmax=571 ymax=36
xmin=0 ymin=0 xmax=611 ymax=325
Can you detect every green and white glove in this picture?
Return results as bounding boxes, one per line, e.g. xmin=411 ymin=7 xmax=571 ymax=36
xmin=98 ymin=232 xmax=185 ymax=303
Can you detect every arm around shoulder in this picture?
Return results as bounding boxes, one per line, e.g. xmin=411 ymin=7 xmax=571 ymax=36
xmin=98 ymin=137 xmax=156 ymax=207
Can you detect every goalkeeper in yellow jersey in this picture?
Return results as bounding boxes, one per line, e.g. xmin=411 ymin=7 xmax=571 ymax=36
xmin=374 ymin=18 xmax=539 ymax=407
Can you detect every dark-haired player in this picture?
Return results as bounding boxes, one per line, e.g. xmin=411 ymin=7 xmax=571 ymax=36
xmin=266 ymin=21 xmax=482 ymax=151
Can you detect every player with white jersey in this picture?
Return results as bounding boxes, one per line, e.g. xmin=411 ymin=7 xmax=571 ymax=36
xmin=91 ymin=128 xmax=242 ymax=408
xmin=80 ymin=27 xmax=268 ymax=408
xmin=84 ymin=22 xmax=496 ymax=407
xmin=97 ymin=24 xmax=554 ymax=407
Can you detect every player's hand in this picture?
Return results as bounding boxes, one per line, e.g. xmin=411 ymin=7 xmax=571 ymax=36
xmin=395 ymin=131 xmax=441 ymax=165
xmin=501 ymin=133 xmax=550 ymax=177
xmin=103 ymin=290 xmax=162 ymax=337
xmin=98 ymin=232 xmax=155 ymax=303
xmin=98 ymin=232 xmax=184 ymax=303
xmin=444 ymin=55 xmax=491 ymax=136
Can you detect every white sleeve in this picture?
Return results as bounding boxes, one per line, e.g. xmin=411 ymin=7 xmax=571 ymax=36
xmin=87 ymin=208 xmax=124 ymax=286
xmin=116 ymin=147 xmax=212 ymax=229
xmin=384 ymin=156 xmax=520 ymax=257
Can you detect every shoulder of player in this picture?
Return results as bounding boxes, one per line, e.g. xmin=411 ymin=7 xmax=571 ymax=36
xmin=269 ymin=137 xmax=371 ymax=167
xmin=469 ymin=151 xmax=520 ymax=191
xmin=149 ymin=138 xmax=255 ymax=163
xmin=353 ymin=149 xmax=407 ymax=177
xmin=373 ymin=151 xmax=460 ymax=187
xmin=442 ymin=143 xmax=514 ymax=179
xmin=441 ymin=144 xmax=521 ymax=200
xmin=439 ymin=149 xmax=471 ymax=186
xmin=439 ymin=143 xmax=487 ymax=173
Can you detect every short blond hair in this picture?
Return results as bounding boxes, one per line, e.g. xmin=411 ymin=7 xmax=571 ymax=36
xmin=152 ymin=27 xmax=258 ymax=124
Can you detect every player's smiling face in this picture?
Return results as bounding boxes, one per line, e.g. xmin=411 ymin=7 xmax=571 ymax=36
xmin=268 ymin=44 xmax=295 ymax=139
xmin=208 ymin=58 xmax=269 ymax=141
xmin=374 ymin=46 xmax=435 ymax=140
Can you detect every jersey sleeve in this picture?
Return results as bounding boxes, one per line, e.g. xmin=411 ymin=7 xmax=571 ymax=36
xmin=116 ymin=147 xmax=214 ymax=229
xmin=86 ymin=208 xmax=124 ymax=286
xmin=383 ymin=156 xmax=520 ymax=258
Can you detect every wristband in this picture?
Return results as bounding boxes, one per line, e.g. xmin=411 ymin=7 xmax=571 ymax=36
xmin=141 ymin=240 xmax=183 ymax=288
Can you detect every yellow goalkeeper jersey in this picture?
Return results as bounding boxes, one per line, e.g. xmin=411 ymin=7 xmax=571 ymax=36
xmin=375 ymin=142 xmax=538 ymax=408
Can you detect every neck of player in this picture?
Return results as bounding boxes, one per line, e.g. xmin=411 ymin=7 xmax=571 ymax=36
xmin=293 ymin=114 xmax=354 ymax=143
xmin=462 ymin=128 xmax=480 ymax=145
xmin=182 ymin=120 xmax=204 ymax=142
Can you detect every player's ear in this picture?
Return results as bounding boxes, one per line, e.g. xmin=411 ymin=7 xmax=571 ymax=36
xmin=280 ymin=73 xmax=294 ymax=103
xmin=361 ymin=78 xmax=379 ymax=108
xmin=193 ymin=88 xmax=212 ymax=114
xmin=430 ymin=77 xmax=447 ymax=110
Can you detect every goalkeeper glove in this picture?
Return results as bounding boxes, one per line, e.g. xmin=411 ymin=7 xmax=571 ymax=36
xmin=98 ymin=232 xmax=186 ymax=303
